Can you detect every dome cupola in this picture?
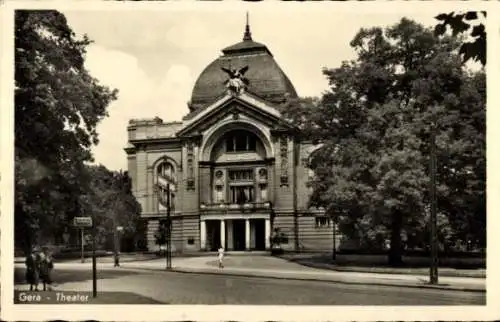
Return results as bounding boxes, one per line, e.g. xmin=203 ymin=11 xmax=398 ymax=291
xmin=188 ymin=14 xmax=298 ymax=113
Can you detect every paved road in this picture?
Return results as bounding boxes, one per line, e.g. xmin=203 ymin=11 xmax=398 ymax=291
xmin=23 ymin=269 xmax=485 ymax=305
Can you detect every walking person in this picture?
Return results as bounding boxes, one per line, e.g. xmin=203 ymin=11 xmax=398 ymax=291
xmin=114 ymin=251 xmax=120 ymax=267
xmin=38 ymin=250 xmax=54 ymax=291
xmin=25 ymin=248 xmax=40 ymax=291
xmin=218 ymin=246 xmax=225 ymax=269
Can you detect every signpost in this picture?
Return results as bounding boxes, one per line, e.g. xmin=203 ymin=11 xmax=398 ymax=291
xmin=73 ymin=216 xmax=96 ymax=297
xmin=73 ymin=216 xmax=93 ymax=228
xmin=92 ymin=215 xmax=97 ymax=298
xmin=73 ymin=217 xmax=92 ymax=263
xmin=80 ymin=229 xmax=85 ymax=263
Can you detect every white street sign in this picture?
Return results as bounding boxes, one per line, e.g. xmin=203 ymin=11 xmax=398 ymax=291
xmin=73 ymin=216 xmax=93 ymax=228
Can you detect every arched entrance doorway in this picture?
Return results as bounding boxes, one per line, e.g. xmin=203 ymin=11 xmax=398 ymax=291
xmin=199 ymin=121 xmax=273 ymax=251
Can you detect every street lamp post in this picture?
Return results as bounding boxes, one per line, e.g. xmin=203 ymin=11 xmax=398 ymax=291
xmin=80 ymin=228 xmax=85 ymax=263
xmin=92 ymin=206 xmax=97 ymax=298
xmin=332 ymin=213 xmax=336 ymax=261
xmin=429 ymin=115 xmax=439 ymax=284
xmin=166 ymin=183 xmax=172 ymax=270
xmin=269 ymin=202 xmax=275 ymax=249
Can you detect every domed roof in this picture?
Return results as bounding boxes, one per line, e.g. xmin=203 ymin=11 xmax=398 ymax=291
xmin=189 ymin=21 xmax=298 ymax=113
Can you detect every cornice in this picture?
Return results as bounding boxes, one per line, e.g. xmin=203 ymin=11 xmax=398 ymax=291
xmin=198 ymin=157 xmax=275 ymax=167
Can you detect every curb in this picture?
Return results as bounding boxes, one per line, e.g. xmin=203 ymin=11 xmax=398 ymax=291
xmin=289 ymin=261 xmax=486 ymax=279
xmin=129 ymin=266 xmax=486 ymax=293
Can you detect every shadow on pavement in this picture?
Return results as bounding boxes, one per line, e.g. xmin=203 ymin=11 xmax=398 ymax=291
xmin=14 ymin=267 xmax=141 ymax=285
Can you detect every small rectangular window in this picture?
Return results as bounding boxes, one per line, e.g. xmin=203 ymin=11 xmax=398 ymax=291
xmin=187 ymin=237 xmax=195 ymax=245
xmin=228 ymin=170 xmax=254 ymax=182
xmin=259 ymin=184 xmax=267 ymax=202
xmin=214 ymin=185 xmax=224 ymax=203
xmin=315 ymin=217 xmax=330 ymax=228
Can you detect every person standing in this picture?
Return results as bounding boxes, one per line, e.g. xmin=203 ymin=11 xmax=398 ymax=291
xmin=218 ymin=246 xmax=225 ymax=269
xmin=25 ymin=249 xmax=39 ymax=291
xmin=38 ymin=250 xmax=54 ymax=291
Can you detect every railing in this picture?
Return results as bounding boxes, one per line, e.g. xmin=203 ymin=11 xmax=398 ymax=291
xmin=200 ymin=201 xmax=272 ymax=211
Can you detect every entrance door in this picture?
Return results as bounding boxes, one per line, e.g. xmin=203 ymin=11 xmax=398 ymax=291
xmin=232 ymin=220 xmax=246 ymax=251
xmin=207 ymin=220 xmax=221 ymax=251
xmin=254 ymin=219 xmax=266 ymax=250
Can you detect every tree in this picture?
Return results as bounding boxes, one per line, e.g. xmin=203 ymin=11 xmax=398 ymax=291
xmin=434 ymin=11 xmax=486 ymax=65
xmin=78 ymin=166 xmax=142 ymax=251
xmin=15 ymin=10 xmax=118 ymax=253
xmin=286 ymin=18 xmax=485 ymax=265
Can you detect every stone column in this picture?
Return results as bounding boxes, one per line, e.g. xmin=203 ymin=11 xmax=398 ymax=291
xmin=245 ymin=219 xmax=251 ymax=250
xmin=227 ymin=220 xmax=234 ymax=250
xmin=147 ymin=166 xmax=153 ymax=213
xmin=220 ymin=220 xmax=226 ymax=249
xmin=200 ymin=220 xmax=206 ymax=250
xmin=265 ymin=218 xmax=271 ymax=249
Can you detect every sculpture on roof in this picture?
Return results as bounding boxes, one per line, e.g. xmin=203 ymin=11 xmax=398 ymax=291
xmin=221 ymin=65 xmax=249 ymax=95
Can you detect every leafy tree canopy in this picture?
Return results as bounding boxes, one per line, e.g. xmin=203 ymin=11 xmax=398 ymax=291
xmin=434 ymin=11 xmax=486 ymax=65
xmin=15 ymin=10 xmax=118 ymax=252
xmin=79 ymin=166 xmax=142 ymax=249
xmin=283 ymin=18 xmax=485 ymax=265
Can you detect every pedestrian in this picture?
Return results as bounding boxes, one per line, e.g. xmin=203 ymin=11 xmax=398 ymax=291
xmin=218 ymin=246 xmax=225 ymax=269
xmin=38 ymin=250 xmax=54 ymax=291
xmin=114 ymin=251 xmax=120 ymax=267
xmin=25 ymin=248 xmax=40 ymax=291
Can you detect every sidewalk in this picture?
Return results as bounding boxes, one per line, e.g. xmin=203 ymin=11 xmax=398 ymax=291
xmin=172 ymin=256 xmax=485 ymax=292
xmin=15 ymin=255 xmax=485 ymax=292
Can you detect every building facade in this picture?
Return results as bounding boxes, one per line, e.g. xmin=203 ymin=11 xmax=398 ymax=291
xmin=126 ymin=22 xmax=338 ymax=253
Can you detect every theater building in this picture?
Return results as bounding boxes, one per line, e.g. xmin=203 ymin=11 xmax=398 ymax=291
xmin=125 ymin=21 xmax=336 ymax=253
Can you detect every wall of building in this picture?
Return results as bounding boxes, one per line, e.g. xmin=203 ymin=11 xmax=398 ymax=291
xmin=181 ymin=142 xmax=201 ymax=216
xmin=146 ymin=218 xmax=160 ymax=251
xmin=272 ymin=214 xmax=296 ymax=251
xmin=272 ymin=135 xmax=295 ymax=212
xmin=298 ymin=216 xmax=336 ymax=251
xmin=296 ymin=141 xmax=317 ymax=210
xmin=130 ymin=145 xmax=184 ymax=216
xmin=146 ymin=148 xmax=183 ymax=215
xmin=145 ymin=215 xmax=201 ymax=253
xmin=129 ymin=105 xmax=337 ymax=253
xmin=134 ymin=148 xmax=149 ymax=214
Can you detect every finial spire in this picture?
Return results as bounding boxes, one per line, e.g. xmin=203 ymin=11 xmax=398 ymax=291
xmin=243 ymin=12 xmax=252 ymax=41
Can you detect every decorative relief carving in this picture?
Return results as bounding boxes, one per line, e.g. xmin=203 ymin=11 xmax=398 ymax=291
xmin=187 ymin=141 xmax=195 ymax=190
xmin=258 ymin=168 xmax=268 ymax=180
xmin=221 ymin=66 xmax=249 ymax=95
xmin=280 ymin=135 xmax=289 ymax=186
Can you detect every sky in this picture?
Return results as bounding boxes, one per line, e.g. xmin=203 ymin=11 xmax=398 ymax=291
xmin=63 ymin=8 xmax=443 ymax=171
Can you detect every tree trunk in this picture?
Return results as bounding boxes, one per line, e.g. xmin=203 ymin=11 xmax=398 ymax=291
xmin=388 ymin=211 xmax=403 ymax=266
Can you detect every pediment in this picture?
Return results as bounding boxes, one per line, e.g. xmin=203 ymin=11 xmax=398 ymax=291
xmin=177 ymin=93 xmax=294 ymax=138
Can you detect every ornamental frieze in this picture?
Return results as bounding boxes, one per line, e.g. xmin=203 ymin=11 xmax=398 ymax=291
xmin=280 ymin=135 xmax=289 ymax=187
xmin=186 ymin=141 xmax=195 ymax=191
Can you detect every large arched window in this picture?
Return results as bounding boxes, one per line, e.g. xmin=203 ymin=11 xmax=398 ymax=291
xmin=156 ymin=161 xmax=176 ymax=212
